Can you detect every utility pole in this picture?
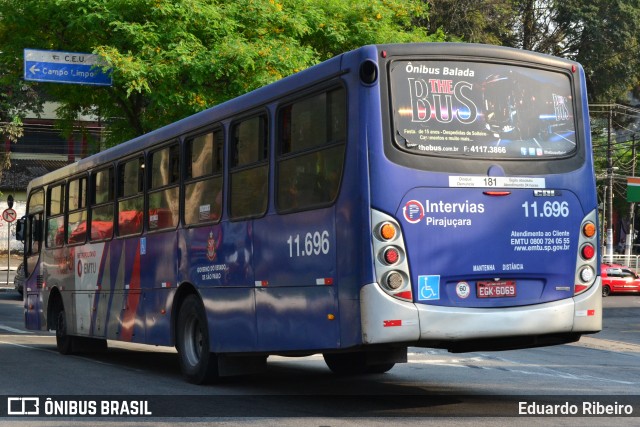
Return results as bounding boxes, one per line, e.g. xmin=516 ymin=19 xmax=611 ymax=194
xmin=625 ymin=133 xmax=637 ymax=265
xmin=606 ymin=108 xmax=614 ymax=263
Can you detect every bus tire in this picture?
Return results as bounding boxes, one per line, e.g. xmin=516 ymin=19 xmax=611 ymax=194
xmin=75 ymin=336 xmax=108 ymax=353
xmin=602 ymin=285 xmax=611 ymax=297
xmin=56 ymin=308 xmax=75 ymax=355
xmin=176 ymin=294 xmax=218 ymax=384
xmin=364 ymin=362 xmax=396 ymax=374
xmin=323 ymin=352 xmax=394 ymax=375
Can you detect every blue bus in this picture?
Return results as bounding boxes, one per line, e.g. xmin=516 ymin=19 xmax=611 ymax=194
xmin=19 ymin=43 xmax=601 ymax=384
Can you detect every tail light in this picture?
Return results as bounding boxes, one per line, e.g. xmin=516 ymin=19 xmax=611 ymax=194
xmin=382 ymin=247 xmax=401 ymax=265
xmin=372 ymin=210 xmax=412 ymax=301
xmin=574 ymin=213 xmax=598 ymax=295
xmin=383 ymin=271 xmax=405 ymax=289
xmin=379 ymin=222 xmax=397 ymax=241
xmin=580 ymin=244 xmax=595 ymax=260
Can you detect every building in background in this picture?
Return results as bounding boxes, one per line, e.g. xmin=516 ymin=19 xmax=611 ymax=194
xmin=0 ymin=103 xmax=103 ymax=251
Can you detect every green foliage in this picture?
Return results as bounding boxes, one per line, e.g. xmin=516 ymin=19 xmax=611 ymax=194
xmin=420 ymin=0 xmax=515 ymax=45
xmin=0 ymin=0 xmax=440 ymax=146
xmin=555 ymin=0 xmax=640 ymax=102
xmin=426 ymin=0 xmax=640 ymax=104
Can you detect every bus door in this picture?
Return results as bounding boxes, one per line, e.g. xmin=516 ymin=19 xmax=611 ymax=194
xmin=22 ymin=189 xmax=45 ymax=329
xmin=23 ymin=190 xmax=45 ymax=281
xmin=23 ymin=213 xmax=43 ymax=280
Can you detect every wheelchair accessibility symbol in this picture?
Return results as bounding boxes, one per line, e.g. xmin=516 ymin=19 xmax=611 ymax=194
xmin=418 ymin=275 xmax=440 ymax=301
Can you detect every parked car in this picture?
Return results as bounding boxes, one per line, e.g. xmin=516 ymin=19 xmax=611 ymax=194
xmin=601 ymin=263 xmax=640 ymax=297
xmin=13 ymin=262 xmax=25 ymax=296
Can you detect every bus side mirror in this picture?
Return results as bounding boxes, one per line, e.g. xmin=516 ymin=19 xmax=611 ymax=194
xmin=15 ymin=217 xmax=25 ymax=242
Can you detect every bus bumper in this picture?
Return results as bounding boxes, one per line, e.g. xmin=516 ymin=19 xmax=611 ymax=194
xmin=360 ymin=278 xmax=602 ymax=347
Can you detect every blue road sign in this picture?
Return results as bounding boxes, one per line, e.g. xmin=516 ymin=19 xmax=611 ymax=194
xmin=24 ymin=49 xmax=112 ymax=86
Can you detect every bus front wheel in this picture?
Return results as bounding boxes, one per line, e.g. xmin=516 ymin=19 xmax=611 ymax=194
xmin=55 ymin=305 xmax=107 ymax=354
xmin=56 ymin=308 xmax=75 ymax=355
xmin=176 ymin=294 xmax=219 ymax=384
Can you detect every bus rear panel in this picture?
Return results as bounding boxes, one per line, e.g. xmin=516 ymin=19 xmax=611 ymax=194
xmin=360 ymin=44 xmax=600 ymax=352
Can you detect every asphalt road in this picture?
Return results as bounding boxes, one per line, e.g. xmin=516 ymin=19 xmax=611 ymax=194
xmin=0 ymin=291 xmax=638 ymax=426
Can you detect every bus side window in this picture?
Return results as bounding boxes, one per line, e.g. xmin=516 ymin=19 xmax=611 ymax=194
xmin=90 ymin=167 xmax=115 ymax=241
xmin=230 ymin=114 xmax=269 ymax=220
xmin=46 ymin=184 xmax=65 ymax=248
xmin=148 ymin=143 xmax=180 ymax=231
xmin=66 ymin=176 xmax=88 ymax=244
xmin=117 ymin=157 xmax=145 ymax=236
xmin=184 ymin=129 xmax=223 ymax=225
xmin=277 ymin=87 xmax=346 ymax=212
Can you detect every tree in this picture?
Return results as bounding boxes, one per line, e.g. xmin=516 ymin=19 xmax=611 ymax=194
xmin=0 ymin=0 xmax=441 ymax=147
xmin=0 ymin=69 xmax=42 ymax=186
xmin=555 ymin=0 xmax=640 ymax=102
xmin=425 ymin=0 xmax=640 ymax=103
xmin=419 ymin=0 xmax=517 ymax=45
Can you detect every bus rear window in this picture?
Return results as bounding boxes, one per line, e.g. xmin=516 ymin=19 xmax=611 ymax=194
xmin=389 ymin=60 xmax=577 ymax=159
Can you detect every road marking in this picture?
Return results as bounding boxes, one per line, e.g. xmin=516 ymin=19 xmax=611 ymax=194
xmin=0 ymin=339 xmax=59 ymax=357
xmin=0 ymin=325 xmax=32 ymax=334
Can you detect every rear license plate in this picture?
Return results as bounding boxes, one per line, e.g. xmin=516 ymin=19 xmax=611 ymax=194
xmin=477 ymin=280 xmax=516 ymax=298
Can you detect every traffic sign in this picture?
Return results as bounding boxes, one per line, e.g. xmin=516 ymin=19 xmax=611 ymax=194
xmin=2 ymin=208 xmax=17 ymax=223
xmin=24 ymin=49 xmax=112 ymax=86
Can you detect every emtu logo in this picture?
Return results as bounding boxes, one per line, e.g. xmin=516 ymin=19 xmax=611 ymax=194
xmin=403 ymin=200 xmax=425 ymax=224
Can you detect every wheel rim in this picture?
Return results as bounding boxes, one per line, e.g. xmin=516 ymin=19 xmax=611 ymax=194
xmin=183 ymin=314 xmax=203 ymax=367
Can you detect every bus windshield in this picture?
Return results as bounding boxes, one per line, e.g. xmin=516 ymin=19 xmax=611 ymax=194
xmin=390 ymin=60 xmax=576 ymax=159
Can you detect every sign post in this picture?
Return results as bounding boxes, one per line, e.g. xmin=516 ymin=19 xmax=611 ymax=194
xmin=3 ymin=203 xmax=15 ymax=289
xmin=24 ymin=48 xmax=112 ymax=86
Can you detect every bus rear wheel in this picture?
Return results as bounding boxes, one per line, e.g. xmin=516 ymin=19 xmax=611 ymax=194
xmin=323 ymin=352 xmax=395 ymax=375
xmin=176 ymin=294 xmax=219 ymax=384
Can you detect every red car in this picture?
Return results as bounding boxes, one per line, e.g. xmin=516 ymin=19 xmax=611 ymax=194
xmin=601 ymin=263 xmax=640 ymax=297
